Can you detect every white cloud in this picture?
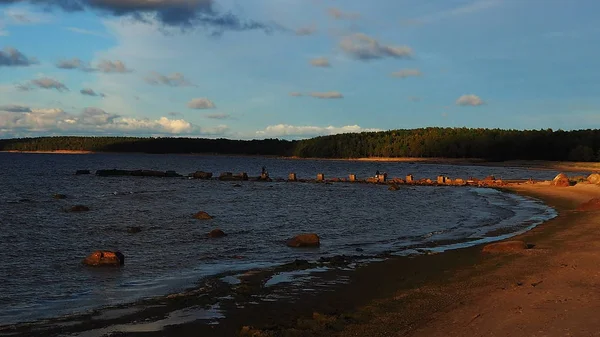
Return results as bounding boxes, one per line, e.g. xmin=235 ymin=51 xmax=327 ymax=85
xmin=256 ymin=124 xmax=381 ymax=138
xmin=309 ymin=91 xmax=343 ymax=99
xmin=188 ymin=98 xmax=216 ymax=109
xmin=310 ymin=57 xmax=331 ymax=67
xmin=97 ymin=60 xmax=132 ymax=73
xmin=391 ymin=69 xmax=422 ymax=78
xmin=456 ymin=94 xmax=485 ymax=106
xmin=145 ymin=72 xmax=193 ymax=87
xmin=0 ymin=105 xmax=209 ymax=135
xmin=340 ymin=33 xmax=413 ymax=61
xmin=205 ymin=113 xmax=231 ymax=120
xmin=18 ymin=77 xmax=68 ymax=92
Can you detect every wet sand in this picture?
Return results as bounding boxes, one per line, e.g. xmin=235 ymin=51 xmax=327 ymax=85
xmin=2 ymin=183 xmax=599 ymax=337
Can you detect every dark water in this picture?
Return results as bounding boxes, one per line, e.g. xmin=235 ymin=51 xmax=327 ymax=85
xmin=0 ymin=153 xmax=563 ymax=325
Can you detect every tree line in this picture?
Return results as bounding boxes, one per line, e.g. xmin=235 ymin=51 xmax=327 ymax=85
xmin=1 ymin=128 xmax=600 ymax=162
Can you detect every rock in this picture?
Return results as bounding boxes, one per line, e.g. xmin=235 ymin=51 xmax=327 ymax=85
xmin=67 ymin=205 xmax=90 ymax=212
xmin=233 ymin=184 xmax=242 ymax=187
xmin=83 ymin=250 xmax=124 ymax=267
xmin=577 ymin=198 xmax=600 ymax=211
xmin=482 ymin=240 xmax=529 ymax=253
xmin=75 ymin=170 xmax=91 ymax=175
xmin=193 ymin=211 xmax=213 ymax=220
xmin=53 ymin=194 xmax=67 ymax=199
xmin=484 ymin=175 xmax=496 ymax=181
xmin=239 ymin=326 xmax=269 ymax=337
xmin=96 ymin=169 xmax=132 ymax=177
xmin=286 ymin=233 xmax=320 ymax=248
xmin=388 ymin=184 xmax=400 ymax=191
xmin=588 ymin=173 xmax=600 ymax=184
xmin=208 ymin=229 xmax=227 ymax=238
xmin=192 ymin=171 xmax=213 ymax=179
xmin=551 ymin=173 xmax=570 ymax=187
xmin=454 ymin=178 xmax=466 ymax=186
xmin=127 ymin=226 xmax=142 ymax=234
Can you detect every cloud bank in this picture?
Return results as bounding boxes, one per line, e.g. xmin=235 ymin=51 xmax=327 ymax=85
xmin=0 ymin=105 xmax=223 ymax=136
xmin=256 ymin=124 xmax=381 ymax=138
xmin=0 ymin=0 xmax=272 ymax=34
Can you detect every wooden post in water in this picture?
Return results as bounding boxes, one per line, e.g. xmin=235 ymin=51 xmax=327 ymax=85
xmin=288 ymin=173 xmax=297 ymax=181
xmin=349 ymin=174 xmax=357 ymax=182
xmin=406 ymin=174 xmax=414 ymax=183
xmin=317 ymin=173 xmax=325 ymax=181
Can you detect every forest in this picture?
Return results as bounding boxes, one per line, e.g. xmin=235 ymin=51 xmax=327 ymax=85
xmin=1 ymin=127 xmax=600 ymax=162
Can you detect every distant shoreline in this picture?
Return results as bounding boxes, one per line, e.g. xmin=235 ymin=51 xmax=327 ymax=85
xmin=1 ymin=150 xmax=94 ymax=154
xmin=2 ymin=150 xmax=599 ymax=172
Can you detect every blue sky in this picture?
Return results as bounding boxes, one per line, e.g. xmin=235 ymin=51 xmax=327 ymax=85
xmin=0 ymin=0 xmax=599 ymax=139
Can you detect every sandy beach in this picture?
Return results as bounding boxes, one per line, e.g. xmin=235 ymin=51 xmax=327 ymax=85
xmin=333 ymin=183 xmax=600 ymax=337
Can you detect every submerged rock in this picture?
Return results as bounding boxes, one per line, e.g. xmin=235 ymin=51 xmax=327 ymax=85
xmin=208 ymin=229 xmax=227 ymax=238
xmin=286 ymin=233 xmax=320 ymax=248
xmin=127 ymin=226 xmax=142 ymax=234
xmin=66 ymin=205 xmax=90 ymax=212
xmin=193 ymin=211 xmax=213 ymax=220
xmin=75 ymin=170 xmax=91 ymax=175
xmin=551 ymin=173 xmax=570 ymax=187
xmin=83 ymin=250 xmax=124 ymax=267
xmin=388 ymin=184 xmax=400 ymax=191
xmin=53 ymin=193 xmax=67 ymax=199
xmin=482 ymin=240 xmax=529 ymax=253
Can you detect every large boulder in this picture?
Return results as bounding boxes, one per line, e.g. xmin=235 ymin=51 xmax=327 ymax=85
xmin=588 ymin=173 xmax=600 ymax=184
xmin=192 ymin=171 xmax=213 ymax=180
xmin=482 ymin=240 xmax=528 ymax=253
xmin=577 ymin=198 xmax=600 ymax=211
xmin=193 ymin=211 xmax=213 ymax=220
xmin=83 ymin=251 xmax=124 ymax=266
xmin=208 ymin=229 xmax=227 ymax=238
xmin=286 ymin=233 xmax=320 ymax=248
xmin=551 ymin=173 xmax=570 ymax=187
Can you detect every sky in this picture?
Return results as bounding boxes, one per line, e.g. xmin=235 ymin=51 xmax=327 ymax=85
xmin=0 ymin=0 xmax=599 ymax=140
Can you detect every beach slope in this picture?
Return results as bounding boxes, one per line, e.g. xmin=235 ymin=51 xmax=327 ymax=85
xmin=339 ymin=183 xmax=600 ymax=337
